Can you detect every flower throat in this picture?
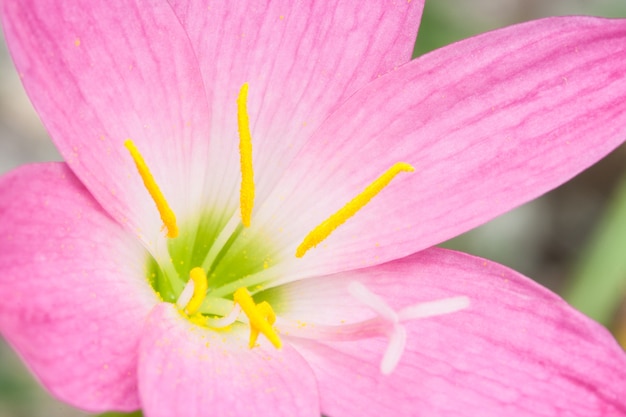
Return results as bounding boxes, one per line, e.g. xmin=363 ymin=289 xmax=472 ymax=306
xmin=125 ymin=83 xmax=414 ymax=350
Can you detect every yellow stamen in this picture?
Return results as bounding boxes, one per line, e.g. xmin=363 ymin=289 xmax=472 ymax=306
xmin=248 ymin=301 xmax=276 ymax=348
xmin=233 ymin=287 xmax=281 ymax=349
xmin=124 ymin=139 xmax=178 ymax=238
xmin=296 ymin=162 xmax=415 ymax=258
xmin=184 ymin=267 xmax=208 ymax=316
xmin=237 ymin=83 xmax=255 ymax=227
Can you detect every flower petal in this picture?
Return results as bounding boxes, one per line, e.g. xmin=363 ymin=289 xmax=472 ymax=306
xmin=167 ymin=0 xmax=424 ymax=212
xmin=0 ymin=163 xmax=156 ymax=412
xmin=138 ymin=303 xmax=320 ymax=417
xmin=274 ymin=248 xmax=626 ymax=417
xmin=254 ymin=16 xmax=626 ymax=280
xmin=0 ymin=0 xmax=212 ymax=244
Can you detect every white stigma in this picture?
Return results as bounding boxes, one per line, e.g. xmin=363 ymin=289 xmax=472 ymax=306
xmin=399 ymin=296 xmax=470 ymax=320
xmin=380 ymin=323 xmax=407 ymax=375
xmin=348 ymin=281 xmax=398 ymax=322
xmin=348 ymin=281 xmax=470 ymax=375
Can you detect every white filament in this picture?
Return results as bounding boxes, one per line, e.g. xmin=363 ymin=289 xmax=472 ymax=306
xmin=176 ymin=278 xmax=195 ymax=309
xmin=206 ymin=304 xmax=242 ymax=328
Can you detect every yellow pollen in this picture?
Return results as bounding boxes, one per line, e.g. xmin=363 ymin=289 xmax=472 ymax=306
xmin=233 ymin=287 xmax=281 ymax=349
xmin=124 ymin=139 xmax=178 ymax=238
xmin=184 ymin=267 xmax=208 ymax=316
xmin=237 ymin=83 xmax=255 ymax=227
xmin=296 ymin=162 xmax=414 ymax=258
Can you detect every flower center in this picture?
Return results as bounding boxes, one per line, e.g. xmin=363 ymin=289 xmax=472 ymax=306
xmin=126 ymin=83 xmax=416 ymax=350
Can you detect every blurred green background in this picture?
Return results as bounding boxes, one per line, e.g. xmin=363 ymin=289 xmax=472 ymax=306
xmin=1 ymin=1 xmax=625 ymax=416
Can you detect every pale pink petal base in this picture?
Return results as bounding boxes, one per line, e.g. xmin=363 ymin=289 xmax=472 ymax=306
xmin=138 ymin=303 xmax=320 ymax=417
xmin=0 ymin=163 xmax=156 ymax=412
xmin=167 ymin=0 xmax=425 ymax=214
xmin=273 ymin=248 xmax=626 ymax=417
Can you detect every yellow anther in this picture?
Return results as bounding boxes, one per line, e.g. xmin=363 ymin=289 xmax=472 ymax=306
xmin=296 ymin=162 xmax=414 ymax=258
xmin=233 ymin=287 xmax=281 ymax=349
xmin=237 ymin=83 xmax=255 ymax=227
xmin=248 ymin=301 xmax=276 ymax=348
xmin=124 ymin=139 xmax=178 ymax=238
xmin=184 ymin=267 xmax=208 ymax=316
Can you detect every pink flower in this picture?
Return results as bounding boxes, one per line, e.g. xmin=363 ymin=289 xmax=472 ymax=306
xmin=1 ymin=1 xmax=626 ymax=416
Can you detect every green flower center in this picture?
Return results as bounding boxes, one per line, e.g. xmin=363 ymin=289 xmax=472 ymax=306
xmin=146 ymin=211 xmax=277 ymax=305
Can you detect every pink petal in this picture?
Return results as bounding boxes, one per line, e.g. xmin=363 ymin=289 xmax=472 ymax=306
xmin=253 ymin=16 xmax=626 ymax=280
xmin=167 ymin=0 xmax=424 ymax=212
xmin=274 ymin=248 xmax=626 ymax=417
xmin=0 ymin=163 xmax=157 ymax=412
xmin=138 ymin=303 xmax=320 ymax=417
xmin=0 ymin=0 xmax=212 ymax=244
